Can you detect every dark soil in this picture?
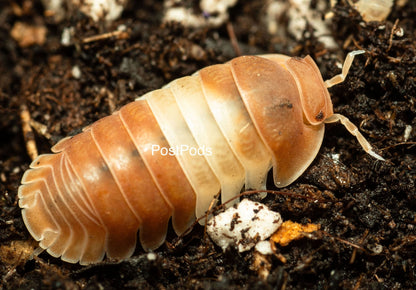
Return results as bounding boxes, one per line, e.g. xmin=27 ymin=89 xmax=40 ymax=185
xmin=1 ymin=0 xmax=415 ymax=289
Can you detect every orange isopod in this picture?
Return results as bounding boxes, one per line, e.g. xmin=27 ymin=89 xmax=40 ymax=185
xmin=18 ymin=50 xmax=383 ymax=265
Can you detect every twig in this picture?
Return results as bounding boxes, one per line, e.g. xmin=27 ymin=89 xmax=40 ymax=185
xmin=82 ymin=30 xmax=129 ymax=44
xmin=387 ymin=19 xmax=399 ymax=52
xmin=226 ymin=21 xmax=241 ymax=56
xmin=20 ymin=104 xmax=38 ymax=161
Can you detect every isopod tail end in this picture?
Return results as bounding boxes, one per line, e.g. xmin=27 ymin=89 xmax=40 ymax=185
xmin=19 ymin=192 xmax=60 ymax=248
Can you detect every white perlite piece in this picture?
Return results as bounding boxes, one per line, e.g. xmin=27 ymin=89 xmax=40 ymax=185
xmin=75 ymin=0 xmax=127 ymax=22
xmin=265 ymin=0 xmax=338 ymax=49
xmin=207 ymin=199 xmax=282 ymax=252
xmin=255 ymin=240 xmax=274 ymax=255
xmin=163 ymin=0 xmax=238 ymax=28
xmin=41 ymin=0 xmax=127 ymax=22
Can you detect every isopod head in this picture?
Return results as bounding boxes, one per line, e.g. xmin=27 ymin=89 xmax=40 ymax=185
xmin=285 ymin=56 xmax=334 ymax=125
xmin=235 ymin=51 xmax=383 ymax=188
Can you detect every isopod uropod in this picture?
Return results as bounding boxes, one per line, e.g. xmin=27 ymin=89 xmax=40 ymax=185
xmin=18 ymin=50 xmax=383 ymax=265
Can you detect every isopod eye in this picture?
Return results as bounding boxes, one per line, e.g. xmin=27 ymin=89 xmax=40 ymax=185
xmin=286 ymin=56 xmax=334 ymax=125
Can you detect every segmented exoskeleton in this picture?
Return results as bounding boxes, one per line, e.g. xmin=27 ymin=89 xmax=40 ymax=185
xmin=19 ymin=51 xmax=383 ymax=265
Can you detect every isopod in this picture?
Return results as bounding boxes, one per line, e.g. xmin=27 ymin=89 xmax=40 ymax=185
xmin=18 ymin=50 xmax=384 ymax=265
